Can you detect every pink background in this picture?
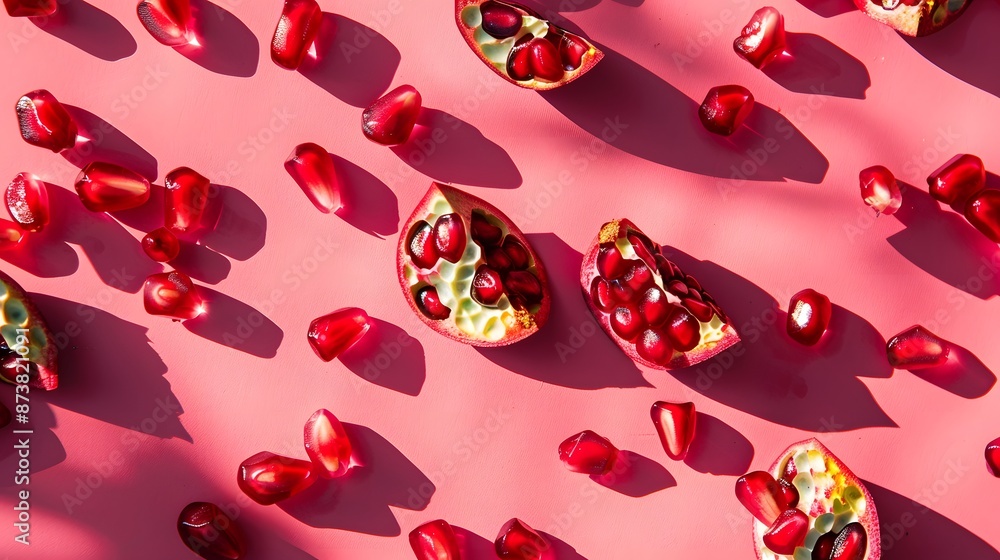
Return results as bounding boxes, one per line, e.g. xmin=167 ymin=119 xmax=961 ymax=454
xmin=2 ymin=0 xmax=1000 ymax=558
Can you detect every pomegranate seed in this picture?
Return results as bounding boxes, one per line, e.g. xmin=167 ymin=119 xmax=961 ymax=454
xmin=480 ymin=0 xmax=522 ymax=39
xmin=684 ymin=275 xmax=702 ymax=292
xmin=470 ymin=212 xmax=503 ymax=247
xmin=986 ymin=437 xmax=1000 ymax=477
xmin=611 ymin=305 xmax=645 ymax=341
xmin=472 ymin=266 xmax=504 ymax=306
xmin=559 ymin=32 xmax=589 ymax=70
xmin=859 ymin=165 xmax=902 ymax=216
xmin=763 ymin=509 xmax=809 ymax=555
xmin=486 ymin=246 xmax=513 ymax=272
xmin=596 ymin=244 xmax=628 ymax=279
xmin=650 ymin=401 xmax=696 ymax=460
xmin=684 ymin=298 xmax=714 ymax=322
xmin=237 ymin=452 xmax=315 ymax=505
xmin=307 ymin=308 xmax=371 ymax=361
xmin=781 ymin=457 xmax=797 ymax=481
xmin=409 ymin=519 xmax=461 ymax=560
xmin=813 ymin=532 xmax=837 ymax=560
xmin=362 ymin=85 xmax=422 ymax=146
xmin=964 ymin=189 xmax=1000 ymax=243
xmin=495 ymin=518 xmax=548 ymax=560
xmin=143 ymin=271 xmax=204 ymax=320
xmin=786 ymin=288 xmax=832 ymax=346
xmin=416 ymin=286 xmax=451 ymax=320
xmin=558 ymin=430 xmax=618 ymax=475
xmin=74 ymin=162 xmax=151 ymax=213
xmin=502 ymin=237 xmax=530 ymax=269
xmin=137 ymin=0 xmax=194 ymax=47
xmin=433 ymin=213 xmax=467 ymax=263
xmin=927 ymin=154 xmax=985 ymax=205
xmin=407 ymin=221 xmax=439 ymax=269
xmin=734 ymin=7 xmax=786 ymax=69
xmin=5 ymin=172 xmax=50 ymax=232
xmin=886 ymin=325 xmax=951 ymax=370
xmin=15 ymin=90 xmax=78 ymax=153
xmin=778 ymin=478 xmax=799 ymax=508
xmin=285 ymin=142 xmax=342 ymax=213
xmin=0 ymin=220 xmax=24 ymax=252
xmin=665 ymin=306 xmax=700 ymax=352
xmin=699 ymin=85 xmax=755 ymax=136
xmin=304 ymin=409 xmax=352 ymax=478
xmin=609 ymin=278 xmax=635 ymax=303
xmin=528 ymin=38 xmax=565 ymax=83
xmin=830 ymin=523 xmax=867 ymax=560
xmin=177 ymin=502 xmax=246 ymax=560
xmin=271 ymin=0 xmax=322 ymax=70
xmin=639 ymin=287 xmax=671 ymax=326
xmin=4 ymin=0 xmax=56 ymax=16
xmin=637 ymin=329 xmax=673 ymax=365
xmin=735 ymin=471 xmax=788 ymax=525
xmin=504 ymin=270 xmax=543 ymax=306
xmin=623 ymin=263 xmax=654 ymax=292
xmin=142 ymin=227 xmax=181 ymax=262
xmin=590 ymin=278 xmax=615 ymax=312
xmin=165 ymin=167 xmax=210 ymax=234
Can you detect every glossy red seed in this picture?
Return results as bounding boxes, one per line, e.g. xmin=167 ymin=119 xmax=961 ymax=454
xmin=4 ymin=0 xmax=56 ymax=16
xmin=506 ymin=34 xmax=534 ymax=81
xmin=666 ymin=279 xmax=689 ymax=297
xmin=472 ymin=266 xmax=504 ymax=306
xmin=558 ymin=430 xmax=618 ymax=475
xmin=143 ymin=271 xmax=204 ymax=320
xmin=362 ymin=85 xmax=422 ymax=146
xmin=307 ymin=308 xmax=371 ymax=361
xmin=486 ymin=247 xmax=513 ymax=272
xmin=142 ymin=227 xmax=181 ymax=262
xmin=502 ymin=236 xmax=530 ymax=269
xmin=559 ymin=32 xmax=589 ymax=70
xmin=830 ymin=523 xmax=868 ymax=560
xmin=528 ymin=38 xmax=564 ymax=82
xmin=590 ymin=277 xmax=615 ymax=312
xmin=651 ymin=401 xmax=696 ymax=460
xmin=137 ymin=0 xmax=193 ymax=47
xmin=623 ymin=263 xmax=654 ymax=292
xmin=611 ymin=305 xmax=644 ymax=341
xmin=285 ymin=142 xmax=342 ymax=213
xmin=735 ymin=471 xmax=789 ymax=525
xmin=986 ymin=437 xmax=1000 ymax=477
xmin=409 ymin=519 xmax=462 ymax=560
xmin=434 ymin=213 xmax=467 ymax=263
xmin=480 ymin=0 xmax=522 ymax=39
xmin=699 ymin=85 xmax=755 ymax=136
xmin=608 ymin=278 xmax=635 ymax=303
xmin=665 ymin=306 xmax=700 ymax=352
xmin=964 ymin=189 xmax=1000 ymax=243
xmin=408 ymin=221 xmax=439 ymax=269
xmin=859 ymin=165 xmax=902 ymax=216
xmin=734 ymin=7 xmax=786 ymax=69
xmin=781 ymin=457 xmax=797 ymax=482
xmin=0 ymin=220 xmax=24 ymax=252
xmin=470 ymin=212 xmax=504 ymax=247
xmin=638 ymin=287 xmax=671 ymax=327
xmin=15 ymin=90 xmax=78 ymax=153
xmin=596 ymin=244 xmax=628 ymax=279
xmin=237 ymin=452 xmax=315 ymax=505
xmin=75 ymin=162 xmax=151 ymax=213
xmin=886 ymin=325 xmax=951 ymax=370
xmin=684 ymin=298 xmax=714 ymax=322
xmin=627 ymin=233 xmax=657 ymax=269
xmin=763 ymin=509 xmax=809 ymax=555
xmin=165 ymin=166 xmax=210 ymax=233
xmin=927 ymin=154 xmax=985 ymax=205
xmin=177 ymin=502 xmax=246 ymax=560
xmin=495 ymin=518 xmax=548 ymax=560
xmin=812 ymin=532 xmax=836 ymax=560
xmin=504 ymin=270 xmax=543 ymax=306
xmin=5 ymin=172 xmax=50 ymax=232
xmin=684 ymin=275 xmax=702 ymax=292
xmin=304 ymin=409 xmax=352 ymax=478
xmin=636 ymin=329 xmax=673 ymax=365
xmin=271 ymin=0 xmax=322 ymax=70
xmin=778 ymin=478 xmax=799 ymax=508
xmin=787 ymin=288 xmax=832 ymax=346
xmin=417 ymin=286 xmax=451 ymax=320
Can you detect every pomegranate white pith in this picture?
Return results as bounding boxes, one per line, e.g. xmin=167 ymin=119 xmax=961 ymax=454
xmin=853 ymin=0 xmax=970 ymax=36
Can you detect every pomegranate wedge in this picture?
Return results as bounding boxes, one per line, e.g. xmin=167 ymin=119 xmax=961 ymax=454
xmin=651 ymin=401 xmax=696 ymax=460
xmin=6 ymin=172 xmax=50 ymax=232
xmin=398 ymin=183 xmax=550 ymax=346
xmin=237 ymin=451 xmax=315 ymax=505
xmin=455 ymin=0 xmax=602 ymax=90
xmin=964 ymin=190 xmax=1000 ymax=243
xmin=177 ymin=502 xmax=246 ymax=560
xmin=0 ymin=271 xmax=59 ymax=390
xmin=15 ymin=89 xmax=78 ymax=153
xmin=853 ymin=0 xmax=971 ymax=36
xmin=986 ymin=437 xmax=1000 ymax=478
xmin=885 ymin=325 xmax=950 ymax=370
xmin=307 ymin=308 xmax=371 ymax=361
xmin=165 ymin=166 xmax=211 ymax=234
xmin=303 ymin=409 xmax=352 ymax=478
xmin=859 ymin=166 xmax=902 ymax=216
xmin=495 ymin=518 xmax=548 ymax=560
xmin=558 ymin=430 xmax=619 ymax=475
xmin=409 ymin=519 xmax=462 ymax=560
xmin=271 ymin=0 xmax=322 ymax=70
xmin=362 ymin=85 xmax=422 ymax=146
xmin=4 ymin=0 xmax=57 ymax=17
xmin=137 ymin=0 xmax=194 ymax=47
xmin=143 ymin=271 xmax=204 ymax=320
xmin=580 ymin=219 xmax=739 ymax=369
xmin=734 ymin=7 xmax=786 ymax=69
xmin=699 ymin=85 xmax=754 ymax=136
xmin=142 ymin=227 xmax=181 ymax=262
xmin=74 ymin=162 xmax=151 ymax=213
xmin=786 ymin=289 xmax=831 ymax=346
xmin=285 ymin=142 xmax=342 ymax=213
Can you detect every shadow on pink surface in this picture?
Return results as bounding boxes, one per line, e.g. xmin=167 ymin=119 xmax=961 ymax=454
xmin=62 ymin=106 xmax=159 ymax=182
xmin=592 ymin=450 xmax=676 ymax=497
xmin=0 ymin=210 xmax=79 ymax=278
xmin=795 ymin=0 xmax=856 ymax=17
xmin=340 ymin=318 xmax=426 ymax=396
xmin=331 ymin=154 xmax=400 ymax=238
xmin=0 ymin=390 xmax=65 ymax=479
xmin=28 ymin=0 xmax=136 ymax=62
xmin=198 ymin=184 xmax=268 ymax=262
xmin=530 ymin=0 xmax=644 ymax=16
xmin=904 ymin=343 xmax=996 ymax=399
xmin=762 ymin=32 xmax=871 ymax=99
xmin=183 ymin=286 xmax=284 ymax=358
xmin=173 ymin=0 xmax=260 ymax=78
xmin=684 ymin=413 xmax=755 ymax=475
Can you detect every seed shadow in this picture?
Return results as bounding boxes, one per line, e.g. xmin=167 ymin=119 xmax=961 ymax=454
xmin=391 ymin=109 xmax=522 ymax=189
xmin=538 ymin=531 xmax=590 ymax=560
xmin=0 ymin=217 xmax=79 ymax=278
xmin=111 ymin=182 xmax=166 ymax=233
xmin=0 ymin=393 xmax=65 ymax=481
xmin=331 ymin=155 xmax=400 ymax=238
xmin=62 ymin=106 xmax=159 ymax=182
xmin=476 ymin=233 xmax=651 ymax=390
xmin=684 ymin=413 xmax=754 ymax=476
xmin=173 ymin=0 xmax=259 ymax=78
xmin=279 ymin=424 xmax=433 ymax=536
xmin=183 ymin=286 xmax=283 ymax=358
xmin=592 ymin=451 xmax=676 ymax=497
xmin=340 ymin=319 xmax=425 ymax=396
xmin=244 ymin=537 xmax=319 ymax=560
xmin=762 ymin=32 xmax=871 ymax=99
xmin=198 ymin=184 xmax=268 ymax=261
xmin=299 ymin=14 xmax=401 ymax=107
xmin=170 ymin=240 xmax=232 ymax=284
xmin=29 ymin=0 xmax=136 ymax=61
xmin=795 ymin=0 xmax=855 ymax=17
xmin=453 ymin=526 xmax=499 ymax=559
xmin=529 ymin=0 xmax=644 ymax=15
xmin=904 ymin=343 xmax=996 ymax=399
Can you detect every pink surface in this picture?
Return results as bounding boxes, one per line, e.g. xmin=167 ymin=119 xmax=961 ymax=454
xmin=2 ymin=0 xmax=1000 ymax=558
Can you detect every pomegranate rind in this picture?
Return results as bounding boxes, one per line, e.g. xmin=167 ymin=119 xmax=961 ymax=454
xmin=852 ymin=0 xmax=972 ymax=37
xmin=0 ymin=270 xmax=58 ymax=390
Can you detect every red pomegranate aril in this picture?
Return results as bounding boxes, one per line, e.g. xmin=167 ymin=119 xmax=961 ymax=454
xmin=505 ymin=270 xmax=543 ymax=305
xmin=237 ymin=452 xmax=315 ymax=505
xmin=559 ymin=32 xmax=589 ymax=70
xmin=16 ymin=90 xmax=78 ymax=153
xmin=528 ymin=38 xmax=564 ymax=82
xmin=986 ymin=437 xmax=1000 ymax=477
xmin=927 ymin=154 xmax=985 ymax=205
xmin=480 ymin=0 xmax=522 ymax=38
xmin=787 ymin=288 xmax=832 ymax=346
xmin=639 ymin=287 xmax=671 ymax=326
xmin=859 ymin=165 xmax=902 ymax=216
xmin=143 ymin=271 xmax=204 ymax=320
xmin=0 ymin=220 xmax=24 ymax=252
xmin=623 ymin=263 xmax=654 ymax=292
xmin=142 ymin=227 xmax=181 ymax=262
xmin=506 ymin=35 xmax=534 ymax=82
xmin=362 ymin=85 xmax=422 ymax=146
xmin=285 ymin=142 xmax=342 ymax=213
xmin=590 ymin=277 xmax=615 ymax=312
xmin=684 ymin=275 xmax=702 ymax=292
xmin=137 ymin=0 xmax=194 ymax=47
xmin=410 ymin=519 xmax=461 ymax=560
xmin=608 ymin=278 xmax=635 ymax=303
xmin=177 ymin=502 xmax=246 ymax=560
xmin=472 ymin=266 xmax=504 ymax=306
xmin=627 ymin=233 xmax=657 ymax=269
xmin=636 ymin=329 xmax=673 ymax=365
xmin=304 ymin=409 xmax=352 ymax=478
xmin=495 ymin=518 xmax=548 ymax=560
xmin=434 ymin=213 xmax=467 ymax=263
xmin=778 ymin=478 xmax=799 ymax=508
xmin=165 ymin=166 xmax=210 ymax=233
xmin=407 ymin=221 xmax=439 ymax=270
xmin=684 ymin=298 xmax=714 ymax=322
xmin=781 ymin=457 xmax=797 ymax=481
xmin=596 ymin=244 xmax=628 ymax=279
xmin=611 ymin=305 xmax=644 ymax=341
xmin=665 ymin=306 xmax=700 ymax=352
xmin=830 ymin=523 xmax=868 ymax=560
xmin=471 ymin=212 xmax=504 ymax=247
xmin=734 ymin=7 xmax=786 ymax=69
xmin=886 ymin=325 xmax=950 ymax=370
xmin=964 ymin=189 xmax=1000 ymax=243
xmin=667 ymin=279 xmax=689 ymax=297
xmin=75 ymin=162 xmax=151 ymax=213
xmin=699 ymin=85 xmax=755 ymax=136
xmin=307 ymin=308 xmax=371 ymax=361
xmin=735 ymin=471 xmax=789 ymax=525
xmin=651 ymin=401 xmax=696 ymax=460
xmin=813 ymin=532 xmax=836 ymax=560
xmin=417 ymin=286 xmax=451 ymax=320
xmin=486 ymin=247 xmax=513 ymax=272
xmin=5 ymin=172 xmax=50 ymax=232
xmin=502 ymin=236 xmax=530 ymax=269
xmin=763 ymin=509 xmax=809 ymax=555
xmin=271 ymin=0 xmax=322 ymax=70
xmin=4 ymin=0 xmax=56 ymax=16
xmin=558 ymin=430 xmax=618 ymax=475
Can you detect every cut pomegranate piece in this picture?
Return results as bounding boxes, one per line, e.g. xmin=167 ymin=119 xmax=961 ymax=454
xmin=177 ymin=502 xmax=246 ymax=560
xmin=303 ymin=409 xmax=352 ymax=478
xmin=74 ymin=162 xmax=151 ymax=213
xmin=859 ymin=165 xmax=902 ymax=216
xmin=763 ymin=509 xmax=809 ymax=555
xmin=410 ymin=519 xmax=462 ymax=560
xmin=580 ymin=220 xmax=739 ymax=370
xmin=986 ymin=437 xmax=1000 ymax=477
xmin=885 ymin=325 xmax=950 ymax=370
xmin=0 ymin=271 xmax=59 ymax=390
xmin=495 ymin=518 xmax=548 ymax=560
xmin=734 ymin=7 xmax=786 ymax=69
xmin=0 ymin=220 xmax=24 ymax=252
xmin=786 ymin=288 xmax=832 ymax=346
xmin=362 ymin=85 xmax=422 ymax=146
xmin=651 ymin=401 xmax=696 ymax=461
xmin=558 ymin=430 xmax=618 ymax=475
xmin=143 ymin=271 xmax=204 ymax=320
xmin=271 ymin=0 xmax=322 ymax=70
xmin=831 ymin=523 xmax=868 ymax=560
xmin=4 ymin=0 xmax=56 ymax=16
xmin=285 ymin=142 xmax=342 ymax=213
xmin=5 ymin=172 xmax=50 ymax=232
xmin=736 ymin=471 xmax=789 ymax=526
xmin=237 ymin=451 xmax=315 ymax=505
xmin=854 ymin=0 xmax=971 ymax=36
xmin=398 ymin=183 xmax=550 ymax=346
xmin=307 ymin=308 xmax=371 ymax=361
xmin=964 ymin=189 xmax=1000 ymax=243
xmin=165 ymin=166 xmax=210 ymax=234
xmin=699 ymin=85 xmax=755 ymax=136
xmin=142 ymin=227 xmax=181 ymax=262
xmin=137 ymin=0 xmax=194 ymax=47
xmin=456 ymin=0 xmax=603 ymax=90
xmin=15 ymin=90 xmax=78 ymax=153
xmin=927 ymin=154 xmax=985 ymax=206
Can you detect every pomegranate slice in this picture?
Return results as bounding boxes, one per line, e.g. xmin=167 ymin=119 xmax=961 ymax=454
xmin=303 ymin=409 xmax=352 ymax=478
xmin=285 ymin=142 xmax=343 ymax=213
xmin=786 ymin=289 xmax=832 ymax=346
xmin=271 ymin=0 xmax=322 ymax=70
xmin=885 ymin=325 xmax=950 ymax=370
xmin=5 ymin=172 xmax=50 ymax=232
xmin=307 ymin=308 xmax=371 ymax=361
xmin=763 ymin=509 xmax=809 ymax=555
xmin=362 ymin=85 xmax=422 ymax=146
xmin=650 ymin=401 xmax=696 ymax=460
xmin=455 ymin=0 xmax=603 ymax=90
xmin=927 ymin=154 xmax=985 ymax=206
xmin=143 ymin=272 xmax=204 ymax=320
xmin=859 ymin=166 xmax=902 ymax=216
xmin=237 ymin=451 xmax=315 ymax=505
xmin=137 ymin=0 xmax=194 ymax=47
xmin=74 ymin=162 xmax=151 ymax=213
xmin=699 ymin=85 xmax=755 ymax=136
xmin=495 ymin=518 xmax=548 ymax=560
xmin=397 ymin=183 xmax=550 ymax=346
xmin=964 ymin=189 xmax=1000 ymax=243
xmin=986 ymin=437 xmax=1000 ymax=477
xmin=853 ymin=0 xmax=971 ymax=36
xmin=734 ymin=7 xmax=786 ymax=69
xmin=580 ymin=220 xmax=739 ymax=369
xmin=736 ymin=471 xmax=789 ymax=526
xmin=558 ymin=430 xmax=618 ymax=475
xmin=409 ymin=519 xmax=462 ymax=560
xmin=142 ymin=227 xmax=181 ymax=262
xmin=15 ymin=89 xmax=78 ymax=153
xmin=165 ymin=167 xmax=211 ymax=234
xmin=0 ymin=271 xmax=59 ymax=390
xmin=0 ymin=220 xmax=24 ymax=252
xmin=177 ymin=501 xmax=246 ymax=560
xmin=4 ymin=0 xmax=56 ymax=16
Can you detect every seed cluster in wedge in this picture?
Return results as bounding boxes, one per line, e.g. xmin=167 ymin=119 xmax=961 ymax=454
xmin=854 ymin=0 xmax=970 ymax=36
xmin=0 ymin=271 xmax=58 ymax=390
